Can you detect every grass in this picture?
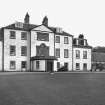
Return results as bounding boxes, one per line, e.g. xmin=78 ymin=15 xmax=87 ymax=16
xmin=0 ymin=72 xmax=105 ymax=105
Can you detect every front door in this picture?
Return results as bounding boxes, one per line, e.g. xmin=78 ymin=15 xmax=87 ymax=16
xmin=47 ymin=60 xmax=53 ymax=72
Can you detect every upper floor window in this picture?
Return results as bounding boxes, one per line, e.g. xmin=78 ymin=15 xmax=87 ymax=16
xmin=76 ymin=50 xmax=80 ymax=59
xmin=37 ymin=32 xmax=49 ymax=41
xmin=79 ymin=39 xmax=84 ymax=45
xmin=55 ymin=48 xmax=60 ymax=58
xmin=64 ymin=37 xmax=69 ymax=44
xmin=10 ymin=31 xmax=16 ymax=39
xmin=21 ymin=46 xmax=27 ymax=56
xmin=10 ymin=45 xmax=16 ymax=56
xmin=21 ymin=32 xmax=27 ymax=40
xmin=10 ymin=61 xmax=16 ymax=69
xmin=83 ymin=51 xmax=87 ymax=59
xmin=64 ymin=49 xmax=69 ymax=58
xmin=55 ymin=36 xmax=60 ymax=43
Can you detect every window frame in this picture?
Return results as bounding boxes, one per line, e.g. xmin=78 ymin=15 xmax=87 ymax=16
xmin=55 ymin=48 xmax=60 ymax=58
xmin=21 ymin=32 xmax=27 ymax=40
xmin=21 ymin=46 xmax=27 ymax=56
xmin=10 ymin=61 xmax=16 ymax=69
xmin=76 ymin=63 xmax=80 ymax=70
xmin=37 ymin=32 xmax=49 ymax=41
xmin=76 ymin=50 xmax=80 ymax=59
xmin=64 ymin=49 xmax=69 ymax=58
xmin=83 ymin=51 xmax=87 ymax=59
xmin=10 ymin=31 xmax=16 ymax=39
xmin=10 ymin=45 xmax=16 ymax=56
xmin=64 ymin=37 xmax=69 ymax=44
xmin=57 ymin=62 xmax=60 ymax=69
xmin=83 ymin=63 xmax=87 ymax=70
xmin=21 ymin=61 xmax=27 ymax=69
xmin=55 ymin=36 xmax=60 ymax=43
xmin=36 ymin=61 xmax=40 ymax=69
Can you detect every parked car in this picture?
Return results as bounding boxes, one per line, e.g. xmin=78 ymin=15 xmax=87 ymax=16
xmin=57 ymin=66 xmax=68 ymax=72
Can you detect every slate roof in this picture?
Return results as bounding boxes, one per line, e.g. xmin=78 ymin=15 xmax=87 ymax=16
xmin=73 ymin=45 xmax=92 ymax=49
xmin=3 ymin=22 xmax=73 ymax=37
xmin=4 ymin=23 xmax=38 ymax=31
xmin=92 ymin=52 xmax=105 ymax=62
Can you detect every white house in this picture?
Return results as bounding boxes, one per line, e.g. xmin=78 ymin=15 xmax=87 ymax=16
xmin=0 ymin=13 xmax=92 ymax=72
xmin=73 ymin=35 xmax=92 ymax=71
xmin=0 ymin=13 xmax=74 ymax=72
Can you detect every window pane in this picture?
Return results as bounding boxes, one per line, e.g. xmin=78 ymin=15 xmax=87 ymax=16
xmin=79 ymin=39 xmax=84 ymax=45
xmin=64 ymin=37 xmax=69 ymax=44
xmin=56 ymin=49 xmax=60 ymax=58
xmin=37 ymin=32 xmax=49 ymax=41
xmin=55 ymin=36 xmax=60 ymax=43
xmin=76 ymin=63 xmax=80 ymax=70
xmin=64 ymin=49 xmax=69 ymax=58
xmin=21 ymin=61 xmax=27 ymax=68
xmin=21 ymin=32 xmax=27 ymax=40
xmin=57 ymin=62 xmax=60 ymax=69
xmin=10 ymin=61 xmax=16 ymax=69
xmin=83 ymin=63 xmax=87 ymax=70
xmin=21 ymin=46 xmax=27 ymax=56
xmin=10 ymin=31 xmax=16 ymax=39
xmin=64 ymin=62 xmax=68 ymax=70
xmin=10 ymin=46 xmax=16 ymax=56
xmin=83 ymin=51 xmax=87 ymax=59
xmin=36 ymin=61 xmax=40 ymax=69
xmin=76 ymin=50 xmax=80 ymax=59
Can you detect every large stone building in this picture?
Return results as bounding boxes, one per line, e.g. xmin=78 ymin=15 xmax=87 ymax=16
xmin=0 ymin=13 xmax=92 ymax=72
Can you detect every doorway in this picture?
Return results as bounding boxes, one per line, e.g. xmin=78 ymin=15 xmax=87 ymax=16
xmin=47 ymin=60 xmax=53 ymax=72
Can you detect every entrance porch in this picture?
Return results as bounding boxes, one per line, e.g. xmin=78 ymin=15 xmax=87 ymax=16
xmin=30 ymin=56 xmax=57 ymax=72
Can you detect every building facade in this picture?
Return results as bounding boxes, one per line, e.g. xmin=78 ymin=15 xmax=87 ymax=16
xmin=73 ymin=35 xmax=92 ymax=71
xmin=0 ymin=13 xmax=92 ymax=72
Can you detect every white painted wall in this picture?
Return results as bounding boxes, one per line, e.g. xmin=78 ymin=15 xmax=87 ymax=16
xmin=3 ymin=29 xmax=30 ymax=71
xmin=55 ymin=35 xmax=73 ymax=71
xmin=73 ymin=47 xmax=91 ymax=71
xmin=0 ymin=41 xmax=2 ymax=71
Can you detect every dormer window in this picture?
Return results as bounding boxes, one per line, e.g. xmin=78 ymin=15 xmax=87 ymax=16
xmin=56 ymin=27 xmax=62 ymax=33
xmin=15 ymin=22 xmax=23 ymax=28
xmin=37 ymin=32 xmax=49 ymax=41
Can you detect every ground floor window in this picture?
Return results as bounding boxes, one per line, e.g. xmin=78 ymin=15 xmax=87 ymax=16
xmin=83 ymin=63 xmax=87 ymax=70
xmin=57 ymin=62 xmax=60 ymax=69
xmin=10 ymin=61 xmax=16 ymax=69
xmin=76 ymin=63 xmax=80 ymax=70
xmin=21 ymin=61 xmax=27 ymax=69
xmin=36 ymin=61 xmax=40 ymax=69
xmin=64 ymin=62 xmax=68 ymax=71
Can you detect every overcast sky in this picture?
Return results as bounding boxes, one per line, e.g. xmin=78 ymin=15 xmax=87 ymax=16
xmin=0 ymin=0 xmax=105 ymax=47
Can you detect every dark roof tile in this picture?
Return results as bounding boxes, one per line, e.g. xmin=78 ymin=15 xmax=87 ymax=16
xmin=3 ymin=23 xmax=73 ymax=37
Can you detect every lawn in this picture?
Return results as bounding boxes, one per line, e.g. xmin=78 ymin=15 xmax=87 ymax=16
xmin=0 ymin=72 xmax=105 ymax=105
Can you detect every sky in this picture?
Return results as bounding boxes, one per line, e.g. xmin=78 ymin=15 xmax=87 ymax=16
xmin=0 ymin=0 xmax=105 ymax=47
